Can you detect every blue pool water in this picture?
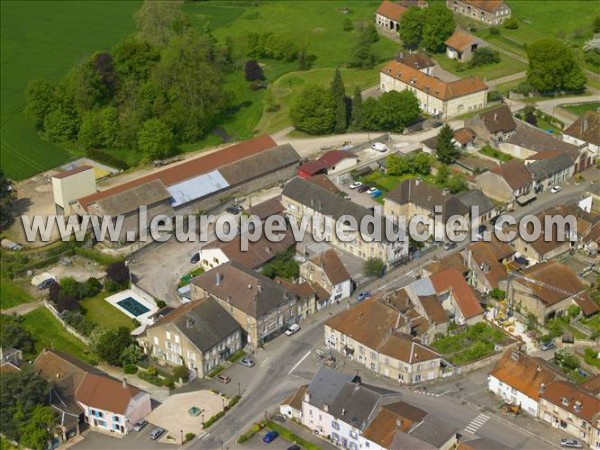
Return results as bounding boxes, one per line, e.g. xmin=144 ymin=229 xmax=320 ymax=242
xmin=117 ymin=297 xmax=150 ymax=317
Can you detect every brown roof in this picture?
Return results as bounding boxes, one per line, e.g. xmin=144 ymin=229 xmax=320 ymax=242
xmin=386 ymin=178 xmax=451 ymax=211
xmin=424 ymin=252 xmax=468 ymax=276
xmin=457 ymin=438 xmax=510 ymax=450
xmin=453 ymin=127 xmax=477 ymax=145
xmin=325 ymin=296 xmax=405 ymax=351
xmin=541 ymin=381 xmax=600 ymax=423
xmin=517 ymin=261 xmax=586 ymax=306
xmin=460 ymin=0 xmax=506 ymax=13
xmin=445 ymin=30 xmax=478 ymax=51
xmin=490 ymin=160 xmax=532 ymax=191
xmin=52 ymin=165 xmax=93 ymax=179
xmin=310 ymin=282 xmax=330 ymax=300
xmin=506 ymin=127 xmax=580 ymax=155
xmin=317 ymin=150 xmax=357 ymax=168
xmin=430 ymin=269 xmax=484 ymax=319
xmin=275 ymin=278 xmax=316 ymax=300
xmin=580 ymin=374 xmax=600 ymax=396
xmin=564 ymin=111 xmax=600 ymax=146
xmin=419 ymin=295 xmax=449 ymax=324
xmin=203 ymin=229 xmax=295 ymax=269
xmin=379 ymin=331 xmax=441 ymax=363
xmin=76 ymin=373 xmax=143 ymax=414
xmin=363 ymin=401 xmax=428 ymax=448
xmin=78 ymin=135 xmax=277 ymax=211
xmin=307 ymin=174 xmax=341 ymax=194
xmin=490 ymin=350 xmax=564 ymax=401
xmin=479 ymin=105 xmax=517 ymax=134
xmin=249 ymin=196 xmax=283 ymax=220
xmin=377 ymin=0 xmax=407 ymax=20
xmin=89 ymin=179 xmax=171 ymax=216
xmin=468 ymin=241 xmax=514 ymax=288
xmin=381 ymin=60 xmax=488 ymax=101
xmin=574 ymin=293 xmax=600 ymax=316
xmin=0 ymin=362 xmax=21 ymax=374
xmin=309 ymin=249 xmax=351 ymax=285
xmin=282 ymin=385 xmax=307 ymax=410
xmin=397 ymin=53 xmax=436 ymax=70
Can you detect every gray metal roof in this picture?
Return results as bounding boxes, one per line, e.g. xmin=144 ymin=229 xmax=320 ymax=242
xmin=329 ymin=382 xmax=382 ymax=430
xmin=526 ymin=153 xmax=574 ymax=181
xmin=408 ymin=415 xmax=458 ymax=448
xmin=167 ymin=170 xmax=229 ymax=207
xmin=306 ymin=367 xmax=354 ymax=410
xmin=457 ymin=189 xmax=495 ymax=215
xmin=410 ymin=277 xmax=436 ymax=296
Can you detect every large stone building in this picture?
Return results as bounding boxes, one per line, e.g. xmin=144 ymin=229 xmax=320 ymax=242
xmin=380 ymin=60 xmax=488 ymax=119
xmin=447 ymin=0 xmax=512 ymax=25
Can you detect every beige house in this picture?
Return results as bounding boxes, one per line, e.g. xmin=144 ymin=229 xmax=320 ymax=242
xmin=380 ymin=60 xmax=488 ymax=119
xmin=375 ymin=0 xmax=408 ymax=32
xmin=282 ymin=178 xmax=408 ymax=265
xmin=139 ymin=299 xmax=242 ymax=378
xmin=299 ymin=249 xmax=353 ymax=307
xmin=539 ymin=381 xmax=600 ymax=448
xmin=275 ymin=278 xmax=319 ymax=322
xmin=52 ymin=165 xmax=96 ymax=215
xmin=445 ymin=30 xmax=481 ymax=62
xmin=464 ymin=240 xmax=514 ymax=294
xmin=191 ymin=262 xmax=298 ymax=347
xmin=325 ymin=296 xmax=444 ymax=384
xmin=475 ymin=160 xmax=533 ymax=204
xmin=563 ymin=111 xmax=600 ymax=170
xmin=447 ymin=0 xmax=512 ymax=25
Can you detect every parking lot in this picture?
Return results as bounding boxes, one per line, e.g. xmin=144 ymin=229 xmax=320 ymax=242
xmin=74 ymin=426 xmax=174 ymax=450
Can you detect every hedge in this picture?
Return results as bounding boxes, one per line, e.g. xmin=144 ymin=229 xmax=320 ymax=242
xmin=203 ymin=411 xmax=225 ymax=429
xmin=87 ymin=149 xmax=129 ymax=170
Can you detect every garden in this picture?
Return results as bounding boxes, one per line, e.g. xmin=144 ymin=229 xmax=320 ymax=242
xmin=479 ymin=146 xmax=513 ymax=163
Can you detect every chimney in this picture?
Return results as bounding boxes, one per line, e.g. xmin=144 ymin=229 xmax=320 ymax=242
xmin=266 ymin=246 xmax=272 ymax=254
xmin=582 ymin=116 xmax=589 ymax=133
xmin=186 ymin=318 xmax=194 ymax=328
xmin=341 ymin=408 xmax=346 ymax=416
xmin=494 ymin=113 xmax=498 ymax=121
xmin=561 ymin=397 xmax=569 ymax=406
xmin=539 ymin=383 xmax=545 ymax=394
xmin=323 ymin=403 xmax=329 ymax=412
xmin=396 ymin=419 xmax=403 ymax=429
xmin=511 ymin=349 xmax=520 ymax=361
xmin=216 ymin=272 xmax=223 ymax=286
xmin=536 ymin=364 xmax=541 ymax=372
xmin=574 ymin=401 xmax=582 ymax=412
xmin=122 ymin=377 xmax=127 ymax=389
xmin=258 ymin=284 xmax=263 ymax=293
xmin=248 ymin=284 xmax=252 ymax=289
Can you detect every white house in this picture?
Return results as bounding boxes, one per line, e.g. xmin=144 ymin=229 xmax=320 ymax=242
xmin=488 ymin=349 xmax=565 ymax=417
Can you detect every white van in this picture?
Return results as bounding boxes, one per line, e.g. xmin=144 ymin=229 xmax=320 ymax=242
xmin=371 ymin=142 xmax=388 ymax=152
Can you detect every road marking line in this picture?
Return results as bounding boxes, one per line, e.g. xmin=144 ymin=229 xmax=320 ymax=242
xmin=463 ymin=414 xmax=490 ymax=435
xmin=288 ymin=350 xmax=311 ymax=375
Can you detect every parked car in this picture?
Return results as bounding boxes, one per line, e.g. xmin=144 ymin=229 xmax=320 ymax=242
xmin=225 ymin=205 xmax=244 ymax=214
xmin=477 ymin=224 xmax=488 ymax=234
xmin=285 ymin=324 xmax=300 ymax=336
xmin=133 ymin=419 xmax=148 ymax=432
xmin=366 ymin=187 xmax=378 ymax=195
xmin=560 ymin=439 xmax=582 ymax=448
xmin=239 ymin=357 xmax=255 ymax=368
xmin=550 ymin=186 xmax=562 ymax=194
xmin=349 ymin=181 xmax=362 ymax=189
xmin=357 ymin=185 xmax=371 ymax=193
xmin=149 ymin=427 xmax=165 ymax=440
xmin=263 ymin=431 xmax=279 ymax=444
xmin=190 ymin=253 xmax=200 ymax=264
xmin=431 ymin=121 xmax=443 ymax=128
xmin=216 ymin=374 xmax=231 ymax=384
xmin=539 ymin=341 xmax=556 ymax=351
xmin=371 ymin=142 xmax=388 ymax=152
xmin=38 ymin=278 xmax=57 ymax=290
xmin=370 ymin=189 xmax=382 ymax=198
xmin=444 ymin=242 xmax=458 ymax=250
xmin=357 ymin=291 xmax=371 ymax=301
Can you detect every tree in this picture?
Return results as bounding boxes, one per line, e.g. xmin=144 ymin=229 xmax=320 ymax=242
xmin=0 ymin=314 xmax=34 ymax=356
xmin=261 ymin=248 xmax=299 ymax=280
xmin=331 ymin=69 xmax=347 ymax=133
xmin=364 ymin=258 xmax=385 ymax=278
xmin=106 ymin=261 xmax=130 ymax=285
xmin=134 ymin=0 xmax=189 ymax=47
xmin=387 ymin=154 xmax=411 ymax=176
xmin=349 ymin=85 xmax=363 ymax=130
xmin=173 ymin=364 xmax=190 ymax=382
xmin=138 ymin=118 xmax=174 ymax=159
xmin=362 ymin=23 xmax=380 ymax=43
xmin=112 ymin=35 xmax=160 ymax=81
xmin=421 ymin=4 xmax=455 ymax=53
xmin=435 ymin=164 xmax=450 ymax=185
xmin=523 ymin=105 xmax=538 ymax=126
xmin=503 ymin=17 xmax=518 ymax=29
xmin=0 ymin=169 xmax=15 ymax=230
xmin=120 ymin=343 xmax=142 ymax=366
xmin=244 ymin=60 xmax=264 ymax=81
xmin=435 ymin=124 xmax=460 ymax=164
xmin=43 ymin=107 xmax=80 ymax=143
xmin=446 ymin=174 xmax=468 ymax=193
xmin=526 ymin=312 xmax=538 ymax=331
xmin=19 ymin=406 xmax=55 ymax=450
xmin=297 ymin=45 xmax=314 ymax=71
xmin=78 ymin=106 xmax=119 ymax=149
xmin=289 ymin=85 xmax=336 ymax=135
xmin=399 ymin=7 xmax=426 ymax=48
xmin=593 ymin=16 xmax=600 ymax=34
xmin=24 ymin=79 xmax=57 ymax=127
xmin=526 ymin=39 xmax=586 ymax=92
xmin=361 ymin=91 xmax=420 ymax=132
xmin=343 ymin=17 xmax=354 ymax=32
xmin=554 ymin=348 xmax=580 ymax=371
xmin=91 ymin=327 xmax=134 ymax=366
xmin=348 ymin=31 xmax=377 ymax=69
xmin=469 ymin=47 xmax=501 ymax=68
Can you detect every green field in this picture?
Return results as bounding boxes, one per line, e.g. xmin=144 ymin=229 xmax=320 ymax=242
xmin=80 ymin=292 xmax=134 ymax=331
xmin=0 ymin=277 xmax=33 ymax=310
xmin=21 ymin=307 xmax=91 ymax=360
xmin=563 ymin=102 xmax=600 ymax=116
xmin=1 ymin=1 xmax=141 ymax=180
xmin=431 ymin=52 xmax=527 ymax=81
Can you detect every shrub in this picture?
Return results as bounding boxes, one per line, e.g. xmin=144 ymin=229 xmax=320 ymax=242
xmin=229 ymin=395 xmax=241 ymax=408
xmin=489 ymin=27 xmax=500 ymax=35
xmin=469 ymin=47 xmax=501 ymax=68
xmin=503 ymin=17 xmax=519 ymax=29
xmin=86 ymin=148 xmax=129 ymax=170
xmin=156 ymin=300 xmax=166 ymax=308
xmin=567 ymin=305 xmax=581 ymax=317
xmin=244 ymin=60 xmax=264 ymax=81
xmin=123 ymin=364 xmax=138 ymax=374
xmin=173 ymin=364 xmax=189 ymax=382
xmin=203 ymin=411 xmax=225 ymax=428
xmin=487 ymin=91 xmax=503 ymax=102
xmin=185 ymin=433 xmax=196 ymax=443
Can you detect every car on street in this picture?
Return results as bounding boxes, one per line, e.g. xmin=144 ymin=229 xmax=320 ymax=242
xmin=225 ymin=205 xmax=244 ymax=214
xmin=38 ymin=278 xmax=57 ymax=290
xmin=444 ymin=242 xmax=457 ymax=250
xmin=239 ymin=357 xmax=255 ymax=368
xmin=287 ymin=445 xmax=301 ymax=450
xmin=431 ymin=121 xmax=443 ymax=128
xmin=560 ymin=439 xmax=582 ymax=448
xmin=370 ymin=189 xmax=382 ymax=198
xmin=366 ymin=187 xmax=378 ymax=195
xmin=285 ymin=324 xmax=300 ymax=336
xmin=216 ymin=374 xmax=231 ymax=384
xmin=349 ymin=181 xmax=362 ymax=189
xmin=149 ymin=427 xmax=165 ymax=440
xmin=133 ymin=419 xmax=148 ymax=431
xmin=263 ymin=431 xmax=279 ymax=444
xmin=371 ymin=142 xmax=388 ymax=152
xmin=539 ymin=341 xmax=556 ymax=351
xmin=550 ymin=186 xmax=562 ymax=194
xmin=357 ymin=185 xmax=371 ymax=193
xmin=190 ymin=253 xmax=200 ymax=264
xmin=357 ymin=291 xmax=371 ymax=301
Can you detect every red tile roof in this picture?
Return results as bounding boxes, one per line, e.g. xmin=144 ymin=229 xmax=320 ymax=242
xmin=490 ymin=160 xmax=533 ymax=191
xmin=310 ymin=249 xmax=351 ymax=285
xmin=541 ymin=381 xmax=600 ymax=423
xmin=381 ymin=60 xmax=488 ymax=101
xmin=317 ymin=150 xmax=356 ymax=168
xmin=445 ymin=31 xmax=478 ymax=51
xmin=430 ymin=269 xmax=484 ymax=319
xmin=52 ymin=165 xmax=93 ymax=179
xmin=461 ymin=0 xmax=506 ymax=13
xmin=298 ymin=160 xmax=327 ymax=176
xmin=78 ymin=135 xmax=277 ymax=211
xmin=453 ymin=127 xmax=477 ymax=145
xmin=76 ymin=373 xmax=143 ymax=415
xmin=517 ymin=261 xmax=588 ymax=307
xmin=376 ymin=0 xmax=407 ymax=21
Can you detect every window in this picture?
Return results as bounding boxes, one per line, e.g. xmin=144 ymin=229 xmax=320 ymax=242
xmin=166 ymin=331 xmax=171 ymax=340
xmin=332 ymin=421 xmax=340 ymax=430
xmin=153 ymin=336 xmax=159 ymax=345
xmin=331 ymin=432 xmax=339 ymax=442
xmin=113 ymin=416 xmax=120 ymax=423
xmin=174 ymin=334 xmax=180 ymax=344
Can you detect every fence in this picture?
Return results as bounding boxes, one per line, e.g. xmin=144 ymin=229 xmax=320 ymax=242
xmin=43 ymin=301 xmax=90 ymax=344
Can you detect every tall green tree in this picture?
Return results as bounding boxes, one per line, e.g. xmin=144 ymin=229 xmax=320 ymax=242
xmin=19 ymin=406 xmax=55 ymax=450
xmin=138 ymin=118 xmax=174 ymax=160
xmin=0 ymin=170 xmax=15 ymax=231
xmin=422 ymin=4 xmax=455 ymax=53
xmin=331 ymin=69 xmax=347 ymax=133
xmin=361 ymin=91 xmax=420 ymax=132
xmin=90 ymin=327 xmax=134 ymax=366
xmin=350 ymin=85 xmax=363 ymax=130
xmin=435 ymin=124 xmax=460 ymax=164
xmin=348 ymin=29 xmax=377 ymax=69
xmin=362 ymin=23 xmax=380 ymax=43
xmin=364 ymin=258 xmax=385 ymax=278
xmin=399 ymin=7 xmax=425 ymax=49
xmin=134 ymin=0 xmax=189 ymax=47
xmin=526 ymin=38 xmax=586 ymax=92
xmin=0 ymin=315 xmax=34 ymax=355
xmin=24 ymin=79 xmax=57 ymax=128
xmin=112 ymin=36 xmax=160 ymax=81
xmin=78 ymin=106 xmax=119 ymax=149
xmin=289 ymin=85 xmax=336 ymax=135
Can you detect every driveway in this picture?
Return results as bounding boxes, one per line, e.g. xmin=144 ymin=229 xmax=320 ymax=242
xmin=74 ymin=427 xmax=174 ymax=450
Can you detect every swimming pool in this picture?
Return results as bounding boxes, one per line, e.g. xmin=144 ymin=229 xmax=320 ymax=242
xmin=117 ymin=297 xmax=150 ymax=317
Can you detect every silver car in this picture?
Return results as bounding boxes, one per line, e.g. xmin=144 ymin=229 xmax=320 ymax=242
xmin=149 ymin=427 xmax=165 ymax=440
xmin=239 ymin=357 xmax=255 ymax=368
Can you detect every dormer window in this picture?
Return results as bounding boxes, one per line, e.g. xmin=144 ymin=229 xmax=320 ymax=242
xmin=561 ymin=397 xmax=569 ymax=406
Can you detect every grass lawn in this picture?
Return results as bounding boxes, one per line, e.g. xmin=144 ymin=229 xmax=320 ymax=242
xmin=431 ymin=52 xmax=526 ymax=81
xmin=21 ymin=307 xmax=91 ymax=360
xmin=563 ymin=102 xmax=600 ymax=116
xmin=1 ymin=1 xmax=141 ymax=180
xmin=266 ymin=421 xmax=320 ymax=450
xmin=0 ymin=277 xmax=33 ymax=310
xmin=80 ymin=292 xmax=134 ymax=331
xmin=581 ymin=315 xmax=600 ymax=334
xmin=359 ymin=171 xmax=420 ymax=193
xmin=479 ymin=146 xmax=513 ymax=162
xmin=432 ymin=322 xmax=508 ymax=365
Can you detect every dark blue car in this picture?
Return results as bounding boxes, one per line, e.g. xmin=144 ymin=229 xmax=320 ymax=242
xmin=357 ymin=291 xmax=371 ymax=301
xmin=263 ymin=431 xmax=279 ymax=444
